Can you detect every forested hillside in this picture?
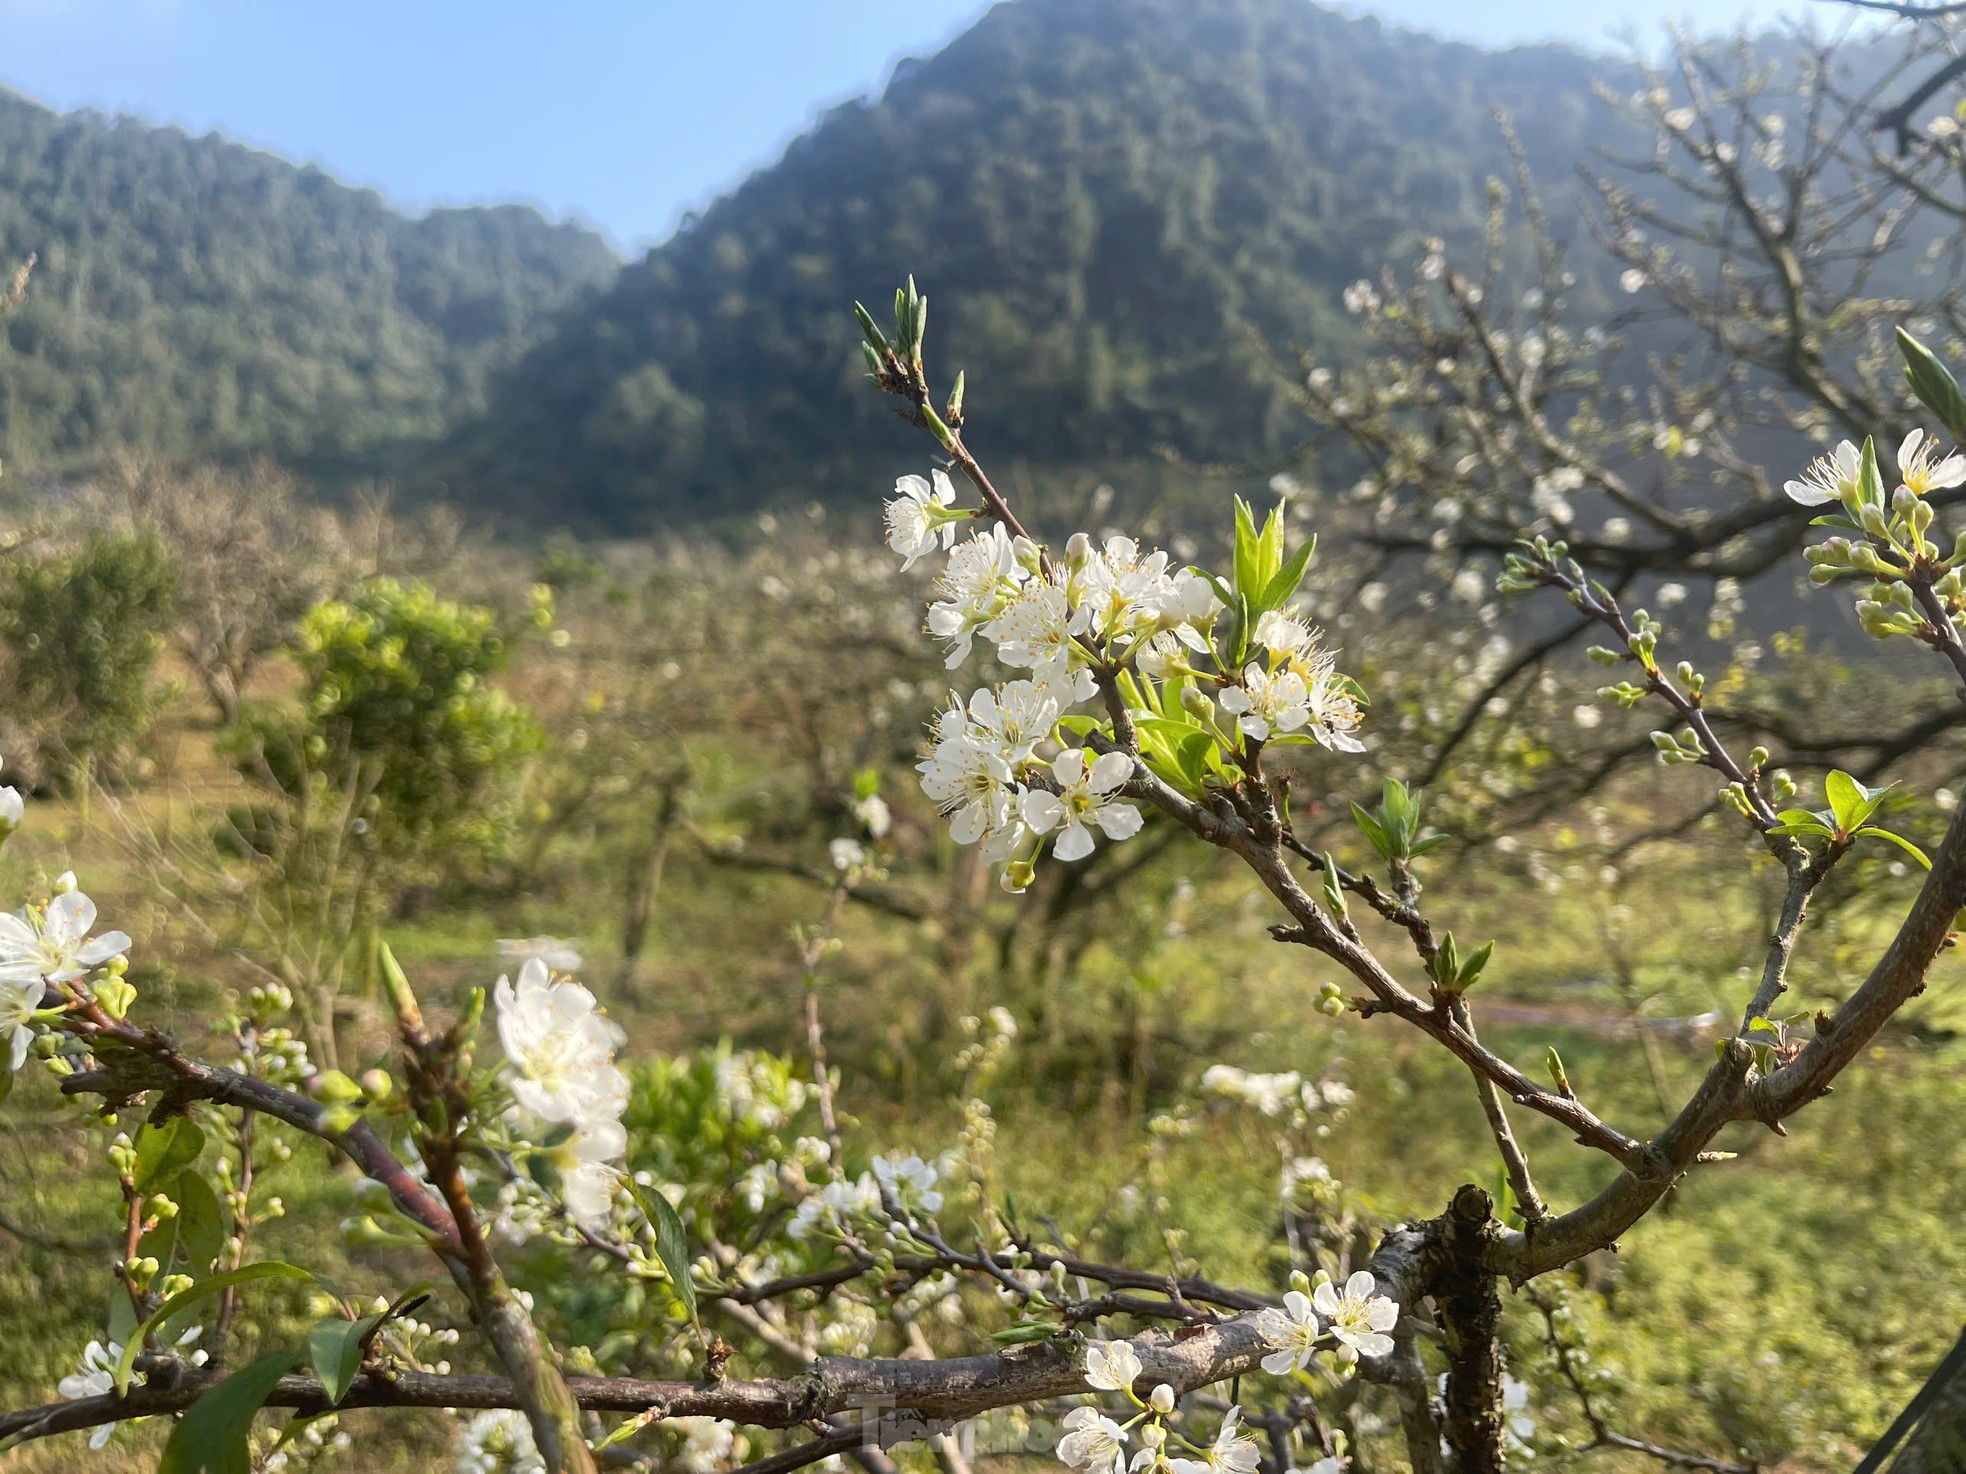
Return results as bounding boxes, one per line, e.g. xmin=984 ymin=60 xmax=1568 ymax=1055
xmin=445 ymin=0 xmax=1639 ymax=530
xmin=0 ymin=87 xmax=619 ymax=474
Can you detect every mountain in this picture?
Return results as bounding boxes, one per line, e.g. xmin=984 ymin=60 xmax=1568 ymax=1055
xmin=0 ymin=86 xmax=619 ymax=476
xmin=444 ymin=0 xmax=1638 ymax=531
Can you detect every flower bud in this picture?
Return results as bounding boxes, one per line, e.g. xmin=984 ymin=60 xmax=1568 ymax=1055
xmin=1142 ymin=1424 xmax=1167 ymax=1450
xmin=1149 ymin=1384 xmax=1175 ymax=1415
xmin=53 ymin=870 xmax=77 ymax=895
xmin=1066 ymin=532 xmax=1094 ymax=566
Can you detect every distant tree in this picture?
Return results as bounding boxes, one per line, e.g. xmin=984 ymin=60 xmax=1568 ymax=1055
xmin=0 ymin=529 xmax=176 ymax=786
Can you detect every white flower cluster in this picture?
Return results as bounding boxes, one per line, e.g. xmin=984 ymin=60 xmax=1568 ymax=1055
xmin=0 ymin=764 xmax=133 ymax=1078
xmin=884 ymin=474 xmax=1366 ymax=888
xmin=454 ymin=1407 xmax=545 ymax=1474
xmin=493 ymin=956 xmax=629 ymax=1230
xmin=1255 ymin=1272 xmax=1399 ymax=1369
xmin=788 ymin=1150 xmax=945 ymax=1239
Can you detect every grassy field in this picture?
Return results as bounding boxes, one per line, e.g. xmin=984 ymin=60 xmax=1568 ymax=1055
xmin=2 ymin=607 xmax=1963 ymax=1473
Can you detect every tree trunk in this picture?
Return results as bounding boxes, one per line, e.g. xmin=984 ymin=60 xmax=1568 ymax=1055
xmin=1884 ymin=1330 xmax=1966 ymax=1473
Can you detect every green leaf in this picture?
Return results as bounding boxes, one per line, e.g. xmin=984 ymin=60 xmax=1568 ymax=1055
xmin=1232 ymin=497 xmax=1261 ymax=606
xmin=115 ymin=1262 xmax=313 ymax=1393
xmin=1857 ymin=825 xmax=1932 ymax=869
xmin=1858 ymin=436 xmax=1884 ymax=507
xmin=1351 ymin=803 xmax=1391 ymax=860
xmin=1257 ymin=534 xmax=1317 ymax=615
xmin=1897 ymin=326 xmax=1966 ymax=442
xmin=1257 ymin=505 xmax=1286 ymax=592
xmin=157 ymin=1348 xmax=305 ymax=1474
xmin=1457 ymin=939 xmax=1496 ymax=989
xmin=308 ymin=1312 xmax=386 ymax=1406
xmin=133 ymin=1119 xmax=206 ymax=1194
xmin=1824 ymin=770 xmax=1866 ymax=832
xmin=1769 ymin=820 xmax=1836 ymax=840
xmin=625 ymin=1179 xmax=699 ymax=1331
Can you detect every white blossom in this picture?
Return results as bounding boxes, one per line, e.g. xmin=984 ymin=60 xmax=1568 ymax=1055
xmin=1217 ymin=664 xmax=1310 ymax=743
xmin=0 ymin=976 xmax=44 ymax=1073
xmin=57 ymin=1340 xmax=123 ymax=1449
xmin=0 ymin=891 xmax=131 ymax=986
xmin=1257 ymin=1289 xmax=1323 ymax=1374
xmin=917 ymin=724 xmax=1015 ymax=847
xmin=963 ymin=681 xmax=1060 ymax=769
xmin=493 ymin=960 xmax=629 ymax=1130
xmin=1167 ymin=1407 xmax=1260 ymax=1474
xmin=873 ymin=1152 xmax=944 ymax=1214
xmin=829 ymin=838 xmax=867 ymax=873
xmin=1783 ymin=440 xmax=1861 ymax=506
xmin=1020 ymin=749 xmax=1143 ymax=862
xmin=1896 ymin=428 xmax=1966 ymax=497
xmin=1342 ymin=280 xmax=1381 ymax=314
xmin=988 ymin=580 xmax=1080 ymax=679
xmin=927 ymin=524 xmax=1027 ymax=668
xmin=1057 ymin=1407 xmax=1130 ymax=1474
xmin=1084 ymin=1341 xmax=1143 ymax=1391
xmin=885 ymin=470 xmax=961 ymax=569
xmin=1314 ymin=1271 xmax=1398 ymax=1361
xmin=851 ymin=792 xmax=892 ymax=838
xmin=454 ymin=1407 xmax=545 ymax=1474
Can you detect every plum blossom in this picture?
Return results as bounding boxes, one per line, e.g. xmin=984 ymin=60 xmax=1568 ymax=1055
xmin=873 ymin=1152 xmax=944 ymax=1214
xmin=1084 ymin=1341 xmax=1143 ymax=1391
xmin=1254 ymin=610 xmax=1314 ymax=657
xmin=1217 ymin=665 xmax=1310 ymax=743
xmin=1296 ymin=643 xmax=1366 ymax=753
xmin=962 ymin=681 xmax=1060 ymax=769
xmin=1057 ymin=1407 xmax=1130 ymax=1474
xmin=454 ymin=1407 xmax=544 ymax=1474
xmin=917 ymin=725 xmax=1015 ymax=846
xmin=1896 ymin=428 xmax=1966 ymax=497
xmin=988 ymin=581 xmax=1080 ymax=679
xmin=0 ymin=976 xmax=44 ymax=1073
xmin=886 ymin=470 xmax=961 ymax=569
xmin=1783 ymin=440 xmax=1862 ymax=506
xmin=555 ymin=1117 xmax=627 ymax=1231
xmin=1021 ymin=750 xmax=1143 ymax=862
xmin=0 ymin=891 xmax=131 ymax=986
xmin=58 ymin=1340 xmax=124 ymax=1449
xmin=851 ymin=792 xmax=892 ymax=838
xmin=927 ymin=525 xmax=1027 ymax=668
xmin=788 ymin=1171 xmax=883 ymax=1239
xmin=0 ymin=756 xmax=20 ymax=836
xmin=1256 ymin=1290 xmax=1323 ymax=1374
xmin=1167 ymin=1407 xmax=1260 ymax=1474
xmin=493 ymin=960 xmax=629 ymax=1129
xmin=1315 ymin=1271 xmax=1398 ymax=1361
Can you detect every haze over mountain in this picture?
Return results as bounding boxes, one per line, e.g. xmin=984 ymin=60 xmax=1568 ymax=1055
xmin=0 ymin=0 xmax=1653 ymax=524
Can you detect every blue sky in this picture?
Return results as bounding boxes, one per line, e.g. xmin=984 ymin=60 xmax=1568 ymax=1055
xmin=0 ymin=0 xmax=1808 ymax=253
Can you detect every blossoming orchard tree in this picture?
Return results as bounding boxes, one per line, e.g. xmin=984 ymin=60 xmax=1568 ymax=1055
xmin=4 ymin=279 xmax=1966 ymax=1473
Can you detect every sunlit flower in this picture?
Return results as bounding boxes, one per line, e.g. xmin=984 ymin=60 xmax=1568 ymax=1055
xmin=1217 ymin=664 xmax=1310 ymax=743
xmin=917 ymin=728 xmax=1014 ymax=846
xmin=964 ymin=680 xmax=1060 ymax=768
xmin=1294 ymin=644 xmax=1367 ymax=754
xmin=989 ymin=581 xmax=1080 ymax=678
xmin=0 ymin=891 xmax=131 ymax=986
xmin=1084 ymin=1341 xmax=1143 ymax=1391
xmin=0 ymin=758 xmax=20 ymax=835
xmin=1057 ymin=1406 xmax=1130 ymax=1474
xmin=1314 ymin=1271 xmax=1398 ymax=1361
xmin=886 ymin=470 xmax=961 ymax=569
xmin=555 ymin=1117 xmax=627 ymax=1231
xmin=1783 ymin=440 xmax=1861 ymax=506
xmin=1167 ymin=1406 xmax=1260 ymax=1474
xmin=829 ymin=837 xmax=867 ymax=873
xmin=0 ymin=976 xmax=44 ymax=1073
xmin=1020 ymin=749 xmax=1143 ymax=862
xmin=1256 ymin=1290 xmax=1322 ymax=1373
xmin=493 ymin=960 xmax=629 ymax=1129
xmin=57 ymin=1340 xmax=122 ymax=1449
xmin=454 ymin=1406 xmax=544 ymax=1474
xmin=1896 ymin=428 xmax=1966 ymax=497
xmin=1254 ymin=610 xmax=1314 ymax=657
xmin=927 ymin=525 xmax=1026 ymax=668
xmin=873 ymin=1152 xmax=944 ymax=1214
